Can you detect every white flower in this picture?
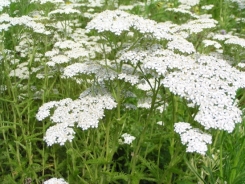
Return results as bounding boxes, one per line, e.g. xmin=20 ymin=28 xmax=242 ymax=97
xmin=237 ymin=62 xmax=245 ymax=68
xmin=64 ymin=47 xmax=90 ymax=59
xmin=213 ymin=33 xmax=233 ymax=41
xmin=44 ymin=178 xmax=68 ymax=184
xmin=174 ymin=122 xmax=192 ymax=134
xmin=225 ymin=36 xmax=245 ymax=48
xmin=137 ymin=97 xmax=152 ymax=109
xmin=167 ymin=36 xmax=196 ymax=54
xmin=137 ymin=79 xmax=154 ymax=91
xmin=45 ymin=49 xmax=60 ymax=57
xmin=48 ymin=8 xmax=80 ymax=17
xmin=36 ymin=101 xmax=58 ymax=121
xmin=178 ymin=0 xmax=200 ymax=6
xmin=9 ymin=62 xmax=29 ymax=79
xmin=86 ymin=10 xmax=172 ymax=41
xmin=0 ymin=14 xmax=50 ymax=34
xmin=201 ymin=5 xmax=214 ymax=10
xmin=86 ymin=10 xmax=133 ymax=35
xmin=119 ymin=48 xmax=148 ymax=66
xmin=36 ymin=88 xmax=117 ymax=145
xmin=0 ymin=0 xmax=12 ymax=12
xmin=30 ymin=0 xmax=63 ymax=4
xmin=174 ymin=122 xmax=212 ymax=155
xmin=202 ymin=40 xmax=222 ymax=49
xmin=230 ymin=0 xmax=245 ymax=9
xmin=118 ymin=73 xmax=139 ymax=85
xmin=180 ymin=18 xmax=218 ymax=34
xmin=121 ymin=133 xmax=135 ymax=144
xmin=62 ymin=61 xmax=117 ymax=82
xmin=166 ymin=7 xmax=199 ymax=18
xmin=47 ymin=55 xmax=70 ymax=66
xmin=44 ymin=123 xmax=75 ymax=146
xmin=54 ymin=40 xmax=80 ymax=49
xmin=162 ymin=55 xmax=245 ymax=132
xmin=0 ymin=85 xmax=7 ymax=94
xmin=156 ymin=121 xmax=164 ymax=126
xmin=86 ymin=0 xmax=105 ymax=7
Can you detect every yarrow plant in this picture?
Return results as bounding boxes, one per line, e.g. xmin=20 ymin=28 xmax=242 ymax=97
xmin=1 ymin=0 xmax=245 ymax=183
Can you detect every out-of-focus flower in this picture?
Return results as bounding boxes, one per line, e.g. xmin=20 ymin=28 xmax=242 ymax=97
xmin=230 ymin=0 xmax=245 ymax=9
xmin=121 ymin=133 xmax=136 ymax=145
xmin=225 ymin=36 xmax=245 ymax=48
xmin=9 ymin=62 xmax=29 ymax=79
xmin=48 ymin=7 xmax=80 ymax=17
xmin=30 ymin=0 xmax=63 ymax=4
xmin=0 ymin=13 xmax=50 ymax=34
xmin=202 ymin=40 xmax=222 ymax=49
xmin=201 ymin=5 xmax=214 ymax=10
xmin=178 ymin=0 xmax=200 ymax=6
xmin=166 ymin=7 xmax=199 ymax=18
xmin=167 ymin=36 xmax=195 ymax=54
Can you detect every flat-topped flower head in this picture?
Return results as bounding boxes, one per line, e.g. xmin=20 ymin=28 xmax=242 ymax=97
xmin=166 ymin=7 xmax=199 ymax=19
xmin=121 ymin=133 xmax=136 ymax=145
xmin=0 ymin=14 xmax=50 ymax=34
xmin=36 ymin=87 xmax=117 ymax=145
xmin=180 ymin=17 xmax=218 ymax=34
xmin=162 ymin=55 xmax=245 ymax=132
xmin=178 ymin=0 xmax=200 ymax=6
xmin=48 ymin=7 xmax=80 ymax=17
xmin=202 ymin=39 xmax=222 ymax=49
xmin=44 ymin=178 xmax=68 ymax=184
xmin=86 ymin=10 xmax=172 ymax=40
xmin=30 ymin=0 xmax=64 ymax=4
xmin=167 ymin=36 xmax=196 ymax=54
xmin=174 ymin=122 xmax=212 ymax=155
xmin=225 ymin=36 xmax=245 ymax=48
xmin=86 ymin=10 xmax=133 ymax=35
xmin=0 ymin=0 xmax=11 ymax=12
xmin=230 ymin=0 xmax=245 ymax=9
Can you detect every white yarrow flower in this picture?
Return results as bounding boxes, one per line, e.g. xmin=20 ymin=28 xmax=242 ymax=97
xmin=178 ymin=0 xmax=200 ymax=6
xmin=174 ymin=122 xmax=212 ymax=155
xmin=44 ymin=178 xmax=68 ymax=184
xmin=121 ymin=133 xmax=136 ymax=144
xmin=36 ymin=89 xmax=117 ymax=146
xmin=167 ymin=36 xmax=196 ymax=54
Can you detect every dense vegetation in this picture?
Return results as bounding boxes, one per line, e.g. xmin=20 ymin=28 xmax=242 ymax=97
xmin=1 ymin=0 xmax=245 ymax=183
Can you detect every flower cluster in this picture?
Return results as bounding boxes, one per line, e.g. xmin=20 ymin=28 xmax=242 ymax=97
xmin=167 ymin=36 xmax=195 ymax=54
xmin=119 ymin=42 xmax=245 ymax=134
xmin=202 ymin=39 xmax=222 ymax=49
xmin=166 ymin=7 xmax=199 ymax=19
xmin=62 ymin=61 xmax=117 ymax=84
xmin=48 ymin=7 xmax=80 ymax=17
xmin=36 ymin=88 xmax=117 ymax=145
xmin=0 ymin=0 xmax=11 ymax=12
xmin=162 ymin=55 xmax=245 ymax=132
xmin=230 ymin=0 xmax=245 ymax=9
xmin=180 ymin=18 xmax=218 ymax=34
xmin=174 ymin=122 xmax=212 ymax=155
xmin=178 ymin=0 xmax=200 ymax=6
xmin=86 ymin=10 xmax=172 ymax=40
xmin=121 ymin=133 xmax=136 ymax=145
xmin=225 ymin=36 xmax=245 ymax=48
xmin=44 ymin=178 xmax=68 ymax=184
xmin=30 ymin=0 xmax=63 ymax=4
xmin=0 ymin=13 xmax=50 ymax=34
